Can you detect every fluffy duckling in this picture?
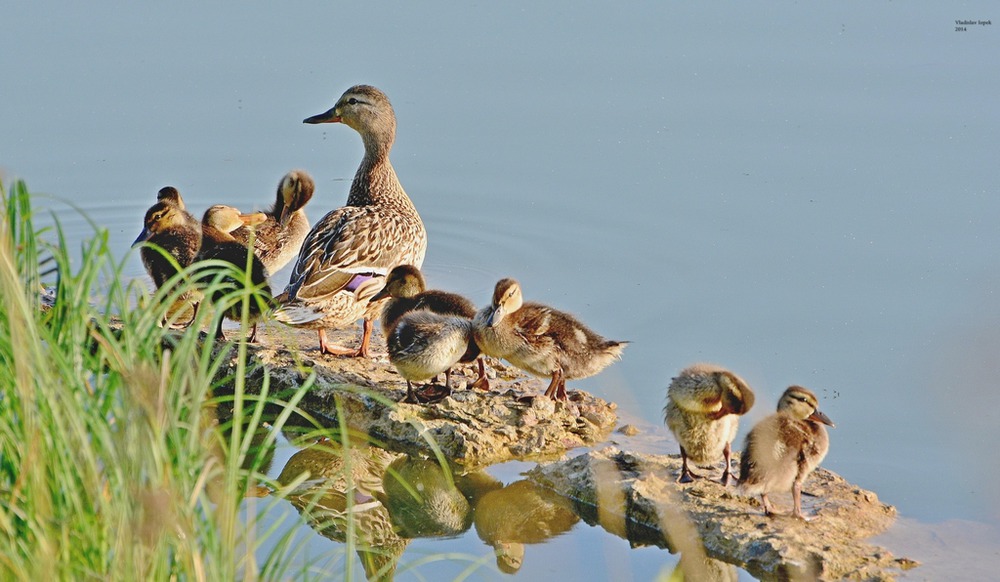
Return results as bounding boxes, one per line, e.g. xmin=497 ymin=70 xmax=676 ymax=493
xmin=664 ymin=363 xmax=755 ymax=485
xmin=472 ymin=278 xmax=627 ymax=401
xmin=156 ymin=185 xmax=189 ymax=209
xmin=387 ymin=311 xmax=474 ymax=404
xmin=738 ymin=385 xmax=835 ymax=520
xmin=371 ymin=265 xmax=488 ymax=391
xmin=232 ymin=169 xmax=314 ymax=274
xmin=133 ymin=197 xmax=202 ymax=296
xmin=276 ymin=85 xmax=427 ymax=358
xmin=196 ymin=205 xmax=273 ymax=342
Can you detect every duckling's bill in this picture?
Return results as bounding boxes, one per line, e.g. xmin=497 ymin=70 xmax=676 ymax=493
xmin=808 ymin=409 xmax=835 ymax=427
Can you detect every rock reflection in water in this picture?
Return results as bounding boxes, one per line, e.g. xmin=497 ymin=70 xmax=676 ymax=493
xmin=473 ymin=480 xmax=580 ymax=574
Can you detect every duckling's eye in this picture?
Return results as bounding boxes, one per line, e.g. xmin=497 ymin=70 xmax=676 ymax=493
xmin=348 ymin=97 xmax=358 ymax=105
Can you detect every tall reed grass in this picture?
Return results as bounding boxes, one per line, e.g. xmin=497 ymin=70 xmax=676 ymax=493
xmin=0 ymin=180 xmax=326 ymax=580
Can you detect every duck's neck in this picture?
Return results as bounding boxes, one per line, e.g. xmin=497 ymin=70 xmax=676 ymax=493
xmin=346 ymin=133 xmax=415 ymax=213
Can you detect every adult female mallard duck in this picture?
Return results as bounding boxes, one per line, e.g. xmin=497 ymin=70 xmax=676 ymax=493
xmin=371 ymin=265 xmax=488 ymax=392
xmin=133 ymin=194 xmax=203 ymax=317
xmin=472 ymin=278 xmax=627 ymax=401
xmin=387 ymin=311 xmax=474 ymax=404
xmin=738 ymin=385 xmax=835 ymax=520
xmin=232 ymin=169 xmax=314 ymax=274
xmin=196 ymin=205 xmax=273 ymax=342
xmin=275 ymin=85 xmax=427 ymax=358
xmin=664 ymin=363 xmax=755 ymax=485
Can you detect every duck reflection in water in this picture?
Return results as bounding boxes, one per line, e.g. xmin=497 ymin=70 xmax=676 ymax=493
xmin=377 ymin=456 xmax=501 ymax=539
xmin=276 ymin=439 xmax=407 ymax=581
xmin=473 ymin=479 xmax=580 ymax=574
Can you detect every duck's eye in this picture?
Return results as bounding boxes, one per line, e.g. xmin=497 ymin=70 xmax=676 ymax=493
xmin=348 ymin=97 xmax=358 ymax=105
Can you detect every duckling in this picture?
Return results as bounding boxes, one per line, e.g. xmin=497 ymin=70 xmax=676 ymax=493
xmin=232 ymin=169 xmax=314 ymax=274
xmin=196 ymin=205 xmax=274 ymax=342
xmin=738 ymin=385 xmax=835 ymax=520
xmin=664 ymin=363 xmax=755 ymax=485
xmin=472 ymin=278 xmax=627 ymax=401
xmin=276 ymin=85 xmax=427 ymax=358
xmin=133 ymin=197 xmax=202 ymax=307
xmin=156 ymin=185 xmax=188 ymax=209
xmin=387 ymin=311 xmax=474 ymax=404
xmin=371 ymin=265 xmax=488 ymax=391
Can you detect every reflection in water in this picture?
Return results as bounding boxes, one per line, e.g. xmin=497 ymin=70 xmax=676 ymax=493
xmin=379 ymin=455 xmax=501 ymax=539
xmin=276 ymin=440 xmax=407 ymax=581
xmin=473 ymin=480 xmax=579 ymax=574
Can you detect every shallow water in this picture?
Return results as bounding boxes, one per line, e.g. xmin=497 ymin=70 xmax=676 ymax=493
xmin=4 ymin=2 xmax=1000 ymax=579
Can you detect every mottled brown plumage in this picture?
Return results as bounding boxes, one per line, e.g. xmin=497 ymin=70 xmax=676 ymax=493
xmin=196 ymin=205 xmax=274 ymax=342
xmin=472 ymin=278 xmax=626 ymax=400
xmin=133 ymin=196 xmax=202 ymax=300
xmin=231 ymin=169 xmax=314 ymax=274
xmin=664 ymin=363 xmax=755 ymax=485
xmin=276 ymin=85 xmax=426 ymax=358
xmin=372 ymin=265 xmax=488 ymax=393
xmin=738 ymin=385 xmax=834 ymax=520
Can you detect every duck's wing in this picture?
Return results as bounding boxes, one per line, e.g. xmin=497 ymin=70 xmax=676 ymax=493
xmin=285 ymin=205 xmax=422 ymax=302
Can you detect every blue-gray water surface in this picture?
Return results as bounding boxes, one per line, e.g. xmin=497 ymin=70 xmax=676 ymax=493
xmin=3 ymin=2 xmax=999 ymax=579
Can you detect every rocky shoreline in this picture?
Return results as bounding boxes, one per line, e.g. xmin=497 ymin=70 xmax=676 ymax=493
xmin=213 ymin=322 xmax=915 ymax=580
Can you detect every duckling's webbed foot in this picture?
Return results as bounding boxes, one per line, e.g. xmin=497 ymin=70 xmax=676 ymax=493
xmin=470 ymin=358 xmax=489 ymax=391
xmin=677 ymin=447 xmax=702 ymax=483
xmin=402 ymin=381 xmax=419 ymax=404
xmin=413 ymin=383 xmax=451 ymax=404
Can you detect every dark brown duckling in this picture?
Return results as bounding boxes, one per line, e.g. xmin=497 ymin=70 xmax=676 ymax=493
xmin=472 ymin=278 xmax=627 ymax=401
xmin=196 ymin=205 xmax=274 ymax=342
xmin=738 ymin=385 xmax=835 ymax=520
xmin=133 ymin=197 xmax=202 ymax=304
xmin=664 ymin=363 xmax=755 ymax=485
xmin=371 ymin=265 xmax=488 ymax=392
xmin=232 ymin=169 xmax=314 ymax=274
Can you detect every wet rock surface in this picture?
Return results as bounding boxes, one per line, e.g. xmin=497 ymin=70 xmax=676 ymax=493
xmin=217 ymin=323 xmax=618 ymax=468
xmin=527 ymin=447 xmax=915 ymax=581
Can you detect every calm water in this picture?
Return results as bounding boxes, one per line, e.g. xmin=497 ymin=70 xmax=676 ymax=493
xmin=4 ymin=2 xmax=1000 ymax=579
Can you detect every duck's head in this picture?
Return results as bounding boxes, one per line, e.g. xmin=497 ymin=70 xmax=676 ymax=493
xmin=485 ymin=278 xmax=524 ymax=327
xmin=133 ymin=202 xmax=188 ymax=246
xmin=777 ymin=385 xmax=834 ymax=427
xmin=202 ymin=205 xmax=266 ymax=234
xmin=156 ymin=186 xmax=185 ymax=209
xmin=304 ymin=85 xmax=396 ymax=145
xmin=371 ymin=265 xmax=426 ymax=302
xmin=277 ymin=169 xmax=315 ymax=224
xmin=716 ymin=370 xmax=755 ymax=415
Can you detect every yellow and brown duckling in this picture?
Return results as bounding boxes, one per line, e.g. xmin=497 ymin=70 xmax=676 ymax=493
xmin=738 ymin=385 xmax=834 ymax=520
xmin=386 ymin=310 xmax=475 ymax=404
xmin=664 ymin=363 xmax=755 ymax=485
xmin=275 ymin=85 xmax=427 ymax=358
xmin=232 ymin=169 xmax=314 ymax=274
xmin=196 ymin=205 xmax=273 ymax=342
xmin=371 ymin=265 xmax=489 ymax=394
xmin=133 ymin=193 xmax=203 ymax=311
xmin=472 ymin=278 xmax=627 ymax=401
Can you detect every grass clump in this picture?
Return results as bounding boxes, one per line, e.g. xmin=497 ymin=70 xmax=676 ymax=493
xmin=0 ymin=180 xmax=316 ymax=580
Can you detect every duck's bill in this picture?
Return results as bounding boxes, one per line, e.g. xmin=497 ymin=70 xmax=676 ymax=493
xmin=808 ymin=409 xmax=835 ymax=427
xmin=303 ymin=107 xmax=342 ymax=124
xmin=131 ymin=228 xmax=151 ymax=247
xmin=239 ymin=212 xmax=267 ymax=227
xmin=486 ymin=305 xmax=505 ymax=327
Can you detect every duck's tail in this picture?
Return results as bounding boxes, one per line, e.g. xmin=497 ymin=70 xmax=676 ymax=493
xmin=272 ymin=300 xmax=326 ymax=326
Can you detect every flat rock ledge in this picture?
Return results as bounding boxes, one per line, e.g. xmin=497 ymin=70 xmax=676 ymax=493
xmin=527 ymin=447 xmax=916 ymax=581
xmin=216 ymin=324 xmax=618 ymax=468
